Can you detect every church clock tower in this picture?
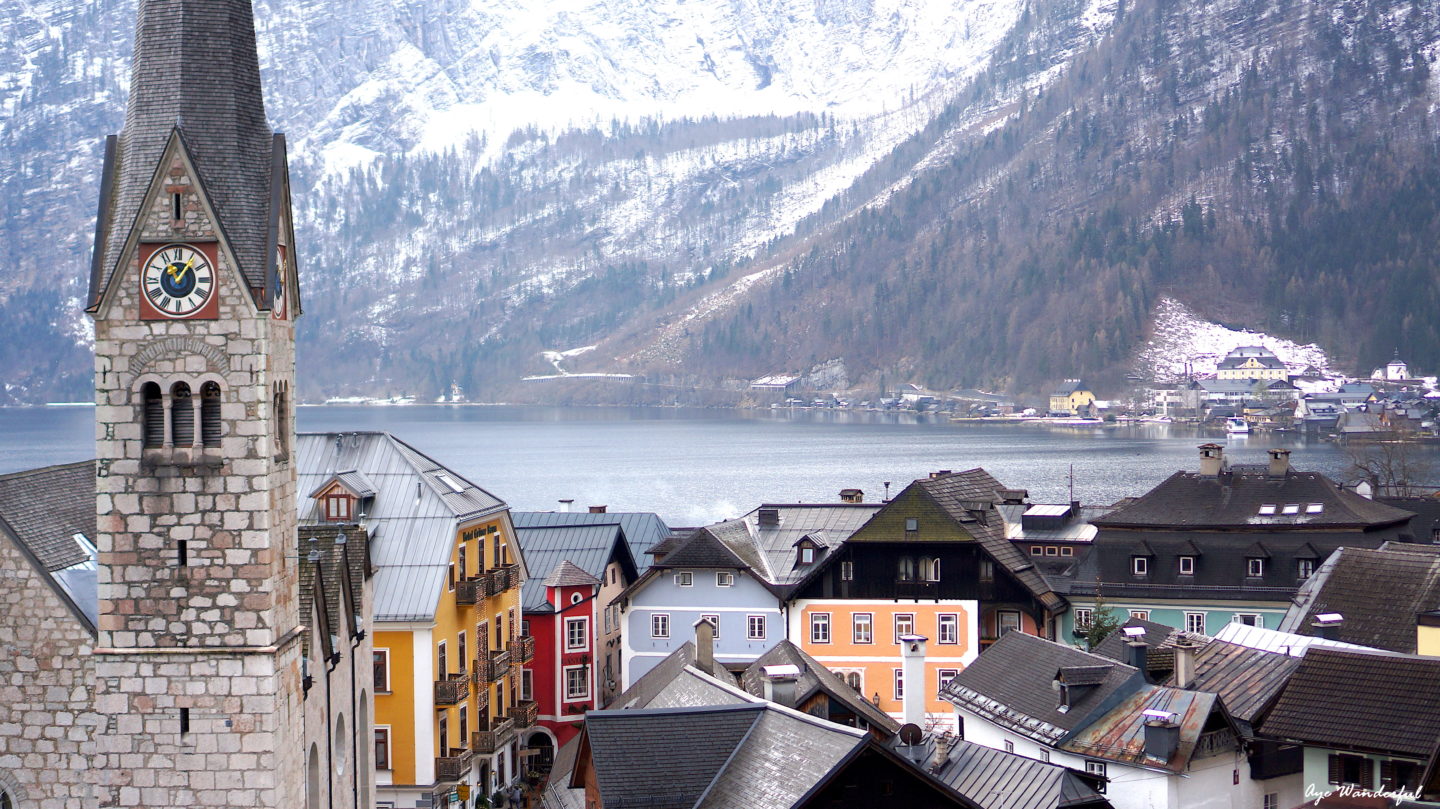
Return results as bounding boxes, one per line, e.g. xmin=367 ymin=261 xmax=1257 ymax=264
xmin=86 ymin=1 xmax=304 ymax=806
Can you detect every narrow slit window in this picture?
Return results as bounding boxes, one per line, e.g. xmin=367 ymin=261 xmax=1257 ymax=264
xmin=179 ymin=707 xmax=190 ymax=734
xmin=178 ymin=540 xmax=188 ymax=567
xmin=172 ymin=193 xmax=183 ymax=221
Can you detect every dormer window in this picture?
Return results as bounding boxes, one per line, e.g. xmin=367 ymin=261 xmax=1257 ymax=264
xmin=1178 ymin=556 xmax=1195 ymax=575
xmin=919 ymin=557 xmax=941 ymax=582
xmin=1132 ymin=556 xmax=1149 ymax=576
xmin=800 ymin=547 xmax=815 ymax=564
xmin=1247 ymin=558 xmax=1265 ymax=577
xmin=1306 ymin=503 xmax=1324 ymax=514
xmin=1258 ymin=504 xmax=1277 ymax=515
xmin=1282 ymin=504 xmax=1300 ymax=515
xmin=325 ymin=493 xmax=353 ymax=521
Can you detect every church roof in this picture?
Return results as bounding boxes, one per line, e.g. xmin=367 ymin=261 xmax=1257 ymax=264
xmin=92 ymin=0 xmax=280 ymax=305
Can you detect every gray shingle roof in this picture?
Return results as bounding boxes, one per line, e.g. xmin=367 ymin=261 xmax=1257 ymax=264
xmin=1278 ymin=545 xmax=1440 ymax=653
xmin=1094 ymin=468 xmax=1414 ymax=530
xmin=1261 ymin=648 xmax=1440 ymax=757
xmin=697 ymin=706 xmax=867 ymax=809
xmin=0 ymin=461 xmax=95 ymax=571
xmin=512 ymin=511 xmax=671 ymax=575
xmin=296 ymin=432 xmax=510 ymax=622
xmin=1171 ymin=640 xmax=1298 ymax=736
xmin=94 ymin=0 xmax=279 ymax=305
xmin=545 ymin=559 xmax=601 ymax=589
xmin=738 ymin=641 xmax=901 ymax=736
xmin=935 ymin=739 xmax=1111 ymax=809
xmin=943 ymin=632 xmax=1139 ymax=745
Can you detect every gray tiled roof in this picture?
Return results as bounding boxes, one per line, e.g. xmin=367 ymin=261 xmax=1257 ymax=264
xmin=512 ymin=511 xmax=670 ymax=575
xmin=514 ymin=523 xmax=631 ymax=612
xmin=586 ymin=705 xmax=766 ymax=809
xmin=94 ymin=0 xmax=279 ymax=304
xmin=1261 ymin=648 xmax=1440 ymax=758
xmin=935 ymin=739 xmax=1111 ymax=809
xmin=1093 ymin=468 xmax=1414 ymax=530
xmin=1172 ymin=639 xmax=1298 ymax=735
xmin=943 ymin=632 xmax=1139 ymax=745
xmin=296 ymin=432 xmax=510 ymax=622
xmin=738 ymin=641 xmax=900 ymax=736
xmin=1278 ymin=545 xmax=1440 ymax=653
xmin=585 ymin=702 xmax=869 ymax=809
xmin=0 ymin=461 xmax=95 ymax=571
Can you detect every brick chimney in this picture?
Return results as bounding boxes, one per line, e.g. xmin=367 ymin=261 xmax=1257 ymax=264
xmin=1267 ymin=449 xmax=1291 ymax=478
xmin=928 ymin=731 xmax=955 ymax=774
xmin=1198 ymin=444 xmax=1225 ymax=477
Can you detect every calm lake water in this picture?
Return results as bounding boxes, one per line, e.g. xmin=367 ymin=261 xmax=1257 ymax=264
xmin=0 ymin=405 xmax=1425 ymax=525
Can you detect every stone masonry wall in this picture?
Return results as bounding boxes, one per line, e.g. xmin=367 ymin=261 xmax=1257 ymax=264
xmin=0 ymin=532 xmax=101 ymax=809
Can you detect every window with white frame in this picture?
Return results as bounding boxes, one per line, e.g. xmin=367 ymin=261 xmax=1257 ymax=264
xmin=716 ymin=571 xmax=734 ymax=587
xmin=747 ymin=615 xmax=766 ymax=640
xmin=997 ymin=610 xmax=1022 ymax=635
xmin=1179 ymin=555 xmax=1195 ymax=575
xmin=811 ymin=613 xmax=831 ymax=643
xmin=565 ymin=617 xmax=588 ymax=651
xmin=1263 ymin=794 xmax=1278 ymax=809
xmin=1086 ymin=760 xmax=1107 ymax=778
xmin=676 ymin=571 xmax=693 ymax=586
xmin=1298 ymin=559 xmax=1315 ymax=579
xmin=1234 ymin=613 xmax=1262 ymax=627
xmin=894 ymin=613 xmax=915 ymax=642
xmin=938 ymin=669 xmax=958 ymax=689
xmin=521 ymin=668 xmax=533 ymax=701
xmin=893 ymin=668 xmax=904 ymax=700
xmin=374 ymin=727 xmax=391 ymax=770
xmin=1247 ymin=558 xmax=1265 ymax=577
xmin=800 ymin=546 xmax=816 ymax=564
xmin=853 ymin=613 xmax=873 ymax=644
xmin=1132 ymin=556 xmax=1149 ymax=575
xmin=564 ymin=666 xmax=589 ymax=701
xmin=938 ymin=613 xmax=958 ymax=644
xmin=1039 ymin=748 xmax=1050 ymax=763
xmin=1003 ymin=739 xmax=1014 ymax=753
xmin=373 ymin=649 xmax=391 ymax=693
xmin=651 ymin=613 xmax=670 ymax=638
xmin=701 ymin=614 xmax=720 ymax=639
xmin=1074 ymin=608 xmax=1093 ymax=629
xmin=1185 ymin=612 xmax=1206 ymax=634
xmin=1129 ymin=610 xmax=1150 ymax=621
xmin=841 ymin=560 xmax=854 ymax=580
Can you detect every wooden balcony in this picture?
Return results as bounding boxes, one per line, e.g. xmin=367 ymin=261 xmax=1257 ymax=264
xmin=435 ymin=747 xmax=472 ymax=782
xmin=433 ymin=673 xmax=470 ymax=706
xmin=471 ymin=716 xmax=516 ymax=755
xmin=486 ymin=567 xmax=509 ymax=596
xmin=508 ymin=699 xmax=538 ymax=729
xmin=517 ymin=634 xmax=535 ymax=664
xmin=473 ymin=656 xmax=491 ymax=685
xmin=455 ymin=576 xmax=488 ymax=606
xmin=488 ymin=648 xmax=512 ymax=681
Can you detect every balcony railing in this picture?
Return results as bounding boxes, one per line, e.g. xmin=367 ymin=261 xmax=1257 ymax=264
xmin=435 ymin=748 xmax=471 ymax=782
xmin=472 ymin=716 xmax=516 ymax=755
xmin=1195 ymin=729 xmax=1239 ymax=759
xmin=509 ymin=699 xmax=539 ymax=728
xmin=505 ymin=564 xmax=521 ymax=590
xmin=473 ymin=656 xmax=491 ymax=685
xmin=517 ymin=634 xmax=536 ymax=664
xmin=489 ymin=648 xmax=512 ymax=681
xmin=486 ymin=567 xmax=509 ymax=595
xmin=456 ymin=577 xmax=487 ymax=606
xmin=434 ymin=673 xmax=470 ymax=706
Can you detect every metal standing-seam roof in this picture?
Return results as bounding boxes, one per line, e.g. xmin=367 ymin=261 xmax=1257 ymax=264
xmin=512 ymin=511 xmax=671 ymax=575
xmin=296 ymin=432 xmax=511 ymax=623
xmin=934 ymin=739 xmax=1112 ymax=809
xmin=514 ymin=523 xmax=638 ymax=613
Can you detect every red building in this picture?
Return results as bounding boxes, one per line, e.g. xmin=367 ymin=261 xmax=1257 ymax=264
xmin=515 ymin=523 xmax=638 ymax=768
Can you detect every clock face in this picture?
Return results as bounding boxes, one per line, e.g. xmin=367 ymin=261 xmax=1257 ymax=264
xmin=271 ymin=246 xmax=287 ymax=320
xmin=141 ymin=244 xmax=214 ymax=318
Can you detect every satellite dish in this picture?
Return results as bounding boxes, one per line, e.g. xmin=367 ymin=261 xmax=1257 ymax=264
xmin=899 ymin=723 xmax=924 ymax=746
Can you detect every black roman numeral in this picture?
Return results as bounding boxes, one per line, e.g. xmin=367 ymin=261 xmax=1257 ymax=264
xmin=146 ymin=287 xmax=162 ymax=302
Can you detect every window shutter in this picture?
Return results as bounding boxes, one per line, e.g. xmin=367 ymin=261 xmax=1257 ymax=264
xmin=1360 ymin=759 xmax=1375 ymax=790
xmin=142 ymin=384 xmax=164 ymax=448
xmin=201 ymin=383 xmax=222 ymax=447
xmin=1380 ymin=760 xmax=1396 ymax=789
xmin=171 ymin=385 xmax=194 ymax=446
xmin=1328 ymin=755 xmax=1342 ymax=785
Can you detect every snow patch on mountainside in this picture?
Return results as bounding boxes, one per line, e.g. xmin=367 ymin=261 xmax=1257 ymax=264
xmin=1136 ymin=298 xmax=1336 ymax=381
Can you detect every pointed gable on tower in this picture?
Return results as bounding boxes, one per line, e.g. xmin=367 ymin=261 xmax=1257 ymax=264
xmin=88 ymin=0 xmax=290 ymax=312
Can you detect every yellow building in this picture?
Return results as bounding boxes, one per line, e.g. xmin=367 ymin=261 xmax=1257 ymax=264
xmin=298 ymin=432 xmax=534 ymax=809
xmin=1049 ymin=380 xmax=1096 ymax=415
xmin=1215 ymin=346 xmax=1290 ymax=380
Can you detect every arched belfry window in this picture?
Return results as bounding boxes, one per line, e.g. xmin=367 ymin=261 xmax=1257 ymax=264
xmin=1 ymin=787 xmax=12 ymax=809
xmin=141 ymin=382 xmax=164 ymax=448
xmin=170 ymin=382 xmax=194 ymax=447
xmin=201 ymin=382 xmax=222 ymax=448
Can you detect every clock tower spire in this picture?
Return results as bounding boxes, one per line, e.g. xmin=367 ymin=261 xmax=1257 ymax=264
xmin=87 ymin=0 xmax=305 ymax=806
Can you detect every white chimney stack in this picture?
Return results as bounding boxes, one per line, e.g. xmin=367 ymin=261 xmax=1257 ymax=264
xmin=900 ymin=633 xmax=928 ymax=728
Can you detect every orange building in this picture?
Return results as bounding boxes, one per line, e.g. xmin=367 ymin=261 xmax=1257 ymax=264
xmin=787 ymin=470 xmax=1064 ymax=729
